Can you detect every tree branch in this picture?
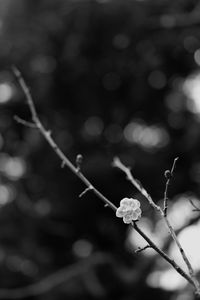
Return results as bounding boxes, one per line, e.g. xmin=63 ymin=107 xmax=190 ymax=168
xmin=12 ymin=66 xmax=116 ymax=212
xmin=13 ymin=67 xmax=200 ymax=296
xmin=113 ymin=157 xmax=200 ymax=295
xmin=163 ymin=157 xmax=178 ymax=216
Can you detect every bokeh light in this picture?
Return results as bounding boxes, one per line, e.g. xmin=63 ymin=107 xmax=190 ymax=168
xmin=72 ymin=239 xmax=93 ymax=258
xmin=0 ymin=82 xmax=13 ymax=104
xmin=30 ymin=55 xmax=57 ymax=74
xmin=0 ymin=155 xmax=26 ymax=180
xmin=194 ymin=49 xmax=200 ymax=66
xmin=124 ymin=121 xmax=169 ymax=150
xmin=83 ymin=116 xmax=104 ymax=139
xmin=160 ymin=15 xmax=176 ymax=28
xmin=112 ymin=34 xmax=130 ymax=50
xmin=169 ymin=221 xmax=200 ymax=272
xmin=0 ymin=184 xmax=15 ymax=206
xmin=147 ymin=269 xmax=187 ymax=291
xmin=6 ymin=255 xmax=38 ymax=276
xmin=182 ymin=73 xmax=200 ymax=115
xmin=127 ymin=217 xmax=163 ymax=256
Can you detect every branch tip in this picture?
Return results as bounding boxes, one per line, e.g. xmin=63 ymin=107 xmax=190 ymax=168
xmin=79 ymin=186 xmax=93 ymax=198
xmin=14 ymin=115 xmax=37 ymax=128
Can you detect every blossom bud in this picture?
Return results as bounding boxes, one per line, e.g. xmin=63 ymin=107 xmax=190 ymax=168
xmin=164 ymin=170 xmax=172 ymax=180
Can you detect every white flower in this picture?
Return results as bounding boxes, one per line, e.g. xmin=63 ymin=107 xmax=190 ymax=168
xmin=116 ymin=198 xmax=141 ymax=224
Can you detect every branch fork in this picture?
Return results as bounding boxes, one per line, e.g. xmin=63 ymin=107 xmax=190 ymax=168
xmin=13 ymin=67 xmax=200 ymax=296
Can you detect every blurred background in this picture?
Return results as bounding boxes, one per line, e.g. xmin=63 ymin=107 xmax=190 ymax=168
xmin=0 ymin=0 xmax=200 ymax=299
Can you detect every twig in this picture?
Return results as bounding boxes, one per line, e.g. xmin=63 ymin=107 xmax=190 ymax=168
xmin=12 ymin=67 xmax=116 ymax=212
xmin=112 ymin=157 xmax=161 ymax=212
xmin=163 ymin=157 xmax=179 ymax=216
xmin=113 ymin=157 xmax=200 ymax=295
xmin=79 ymin=186 xmax=94 ymax=198
xmin=163 ymin=159 xmax=200 ymax=292
xmin=13 ymin=67 xmax=200 ymax=295
xmin=14 ymin=115 xmax=37 ymax=128
xmin=135 ymin=245 xmax=151 ymax=253
xmin=132 ymin=222 xmax=194 ymax=287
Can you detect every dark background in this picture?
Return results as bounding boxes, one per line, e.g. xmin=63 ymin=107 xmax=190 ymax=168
xmin=0 ymin=0 xmax=200 ymax=299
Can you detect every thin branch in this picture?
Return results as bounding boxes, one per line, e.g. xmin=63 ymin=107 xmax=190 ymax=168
xmin=132 ymin=222 xmax=194 ymax=286
xmin=12 ymin=66 xmax=40 ymax=126
xmin=14 ymin=115 xmax=37 ymax=128
xmin=113 ymin=157 xmax=200 ymax=294
xmin=163 ymin=157 xmax=179 ymax=216
xmin=79 ymin=186 xmax=94 ymax=198
xmin=163 ymin=159 xmax=200 ymax=291
xmin=12 ymin=67 xmax=116 ymax=212
xmin=112 ymin=157 xmax=161 ymax=212
xmin=135 ymin=245 xmax=151 ymax=253
xmin=13 ymin=67 xmax=200 ymax=295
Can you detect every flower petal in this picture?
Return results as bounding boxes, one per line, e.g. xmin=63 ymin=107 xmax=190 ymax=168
xmin=132 ymin=211 xmax=140 ymax=220
xmin=120 ymin=198 xmax=130 ymax=206
xmin=134 ymin=208 xmax=142 ymax=215
xmin=123 ymin=214 xmax=133 ymax=224
xmin=116 ymin=207 xmax=126 ymax=217
xmin=130 ymin=199 xmax=140 ymax=209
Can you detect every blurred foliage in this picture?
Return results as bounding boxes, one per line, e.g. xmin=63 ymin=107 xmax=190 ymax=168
xmin=0 ymin=0 xmax=200 ymax=299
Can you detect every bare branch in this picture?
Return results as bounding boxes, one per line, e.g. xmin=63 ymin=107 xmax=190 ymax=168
xmin=12 ymin=66 xmax=117 ymax=212
xmin=163 ymin=157 xmax=179 ymax=216
xmin=12 ymin=66 xmax=40 ymax=126
xmin=113 ymin=157 xmax=200 ymax=294
xmin=79 ymin=186 xmax=94 ymax=198
xmin=14 ymin=115 xmax=37 ymax=128
xmin=135 ymin=245 xmax=151 ymax=253
xmin=132 ymin=222 xmax=194 ymax=287
xmin=112 ymin=157 xmax=161 ymax=212
xmin=13 ymin=68 xmax=200 ymax=295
